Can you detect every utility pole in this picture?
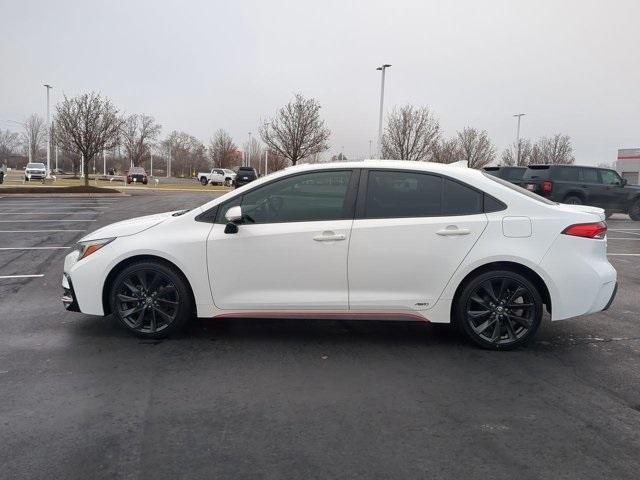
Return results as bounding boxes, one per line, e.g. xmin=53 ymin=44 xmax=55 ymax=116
xmin=103 ymin=149 xmax=106 ymax=176
xmin=513 ymin=113 xmax=525 ymax=165
xmin=150 ymin=151 xmax=153 ymax=177
xmin=44 ymin=84 xmax=53 ymax=177
xmin=376 ymin=64 xmax=391 ymax=158
xmin=247 ymin=132 xmax=252 ymax=167
xmin=264 ymin=149 xmax=268 ymax=175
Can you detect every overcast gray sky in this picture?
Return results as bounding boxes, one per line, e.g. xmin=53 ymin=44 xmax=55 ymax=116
xmin=1 ymin=0 xmax=639 ymax=163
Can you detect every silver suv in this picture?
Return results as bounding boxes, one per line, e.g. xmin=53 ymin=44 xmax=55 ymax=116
xmin=25 ymin=163 xmax=47 ymax=181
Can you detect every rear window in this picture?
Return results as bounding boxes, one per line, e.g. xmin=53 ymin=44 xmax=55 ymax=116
xmin=522 ymin=165 xmax=550 ymax=180
xmin=482 ymin=172 xmax=557 ymax=205
xmin=503 ymin=168 xmax=526 ymax=181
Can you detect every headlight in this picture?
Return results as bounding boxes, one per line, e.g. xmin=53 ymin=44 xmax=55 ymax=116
xmin=76 ymin=237 xmax=115 ymax=260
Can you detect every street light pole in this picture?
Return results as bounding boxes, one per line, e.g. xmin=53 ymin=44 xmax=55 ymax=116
xmin=376 ymin=64 xmax=392 ymax=159
xmin=44 ymin=84 xmax=53 ymax=177
xmin=513 ymin=113 xmax=525 ymax=165
xmin=264 ymin=149 xmax=268 ymax=175
xmin=247 ymin=132 xmax=252 ymax=167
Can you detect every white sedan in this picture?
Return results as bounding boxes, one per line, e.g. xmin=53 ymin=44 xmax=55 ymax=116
xmin=62 ymin=160 xmax=617 ymax=350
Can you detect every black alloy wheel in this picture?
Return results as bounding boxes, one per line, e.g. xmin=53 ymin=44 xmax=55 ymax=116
xmin=629 ymin=199 xmax=640 ymax=221
xmin=456 ymin=270 xmax=543 ymax=350
xmin=110 ymin=261 xmax=193 ymax=338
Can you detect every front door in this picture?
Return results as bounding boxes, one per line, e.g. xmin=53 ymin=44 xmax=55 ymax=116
xmin=348 ymin=170 xmax=488 ymax=311
xmin=207 ymin=169 xmax=357 ymax=310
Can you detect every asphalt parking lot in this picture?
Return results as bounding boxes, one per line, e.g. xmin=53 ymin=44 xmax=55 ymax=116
xmin=1 ymin=192 xmax=639 ymax=479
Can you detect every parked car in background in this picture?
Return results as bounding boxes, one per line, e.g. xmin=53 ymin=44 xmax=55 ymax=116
xmin=198 ymin=168 xmax=236 ymax=186
xmin=62 ymin=160 xmax=616 ymax=350
xmin=520 ymin=164 xmax=640 ymax=220
xmin=483 ymin=166 xmax=526 ymax=183
xmin=0 ymin=163 xmax=6 ymax=184
xmin=24 ymin=162 xmax=47 ymax=181
xmin=126 ymin=167 xmax=148 ymax=184
xmin=234 ymin=166 xmax=258 ymax=188
xmin=52 ymin=168 xmax=66 ymax=175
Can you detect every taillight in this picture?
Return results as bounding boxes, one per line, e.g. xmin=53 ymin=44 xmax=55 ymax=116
xmin=562 ymin=221 xmax=607 ymax=239
xmin=542 ymin=180 xmax=553 ymax=193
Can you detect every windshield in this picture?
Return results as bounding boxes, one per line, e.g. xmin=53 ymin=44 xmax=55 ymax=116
xmin=27 ymin=163 xmax=45 ymax=168
xmin=482 ymin=172 xmax=557 ymax=205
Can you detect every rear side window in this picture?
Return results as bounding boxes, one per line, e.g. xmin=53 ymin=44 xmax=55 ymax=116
xmin=554 ymin=167 xmax=579 ymax=181
xmin=522 ymin=166 xmax=550 ymax=180
xmin=483 ymin=172 xmax=557 ymax=205
xmin=363 ymin=171 xmax=485 ymax=218
xmin=364 ymin=171 xmax=442 ymax=218
xmin=443 ymin=178 xmax=482 ymax=215
xmin=580 ymin=168 xmax=599 ymax=183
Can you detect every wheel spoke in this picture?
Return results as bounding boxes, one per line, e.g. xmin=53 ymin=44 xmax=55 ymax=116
xmin=470 ymin=295 xmax=490 ymax=308
xmin=506 ymin=286 xmax=525 ymax=305
xmin=117 ymin=294 xmax=138 ymax=302
xmin=480 ymin=281 xmax=498 ymax=302
xmin=508 ymin=302 xmax=533 ymax=309
xmin=150 ymin=308 xmax=157 ymax=332
xmin=497 ymin=278 xmax=509 ymax=301
xmin=123 ymin=281 xmax=139 ymax=294
xmin=121 ymin=305 xmax=145 ymax=318
xmin=156 ymin=297 xmax=178 ymax=305
xmin=491 ymin=317 xmax=501 ymax=341
xmin=504 ymin=318 xmax=517 ymax=340
xmin=473 ymin=317 xmax=496 ymax=334
xmin=505 ymin=313 xmax=532 ymax=329
xmin=468 ymin=309 xmax=491 ymax=319
xmin=136 ymin=272 xmax=148 ymax=290
xmin=152 ymin=305 xmax=174 ymax=322
xmin=131 ymin=306 xmax=147 ymax=328
xmin=148 ymin=272 xmax=161 ymax=292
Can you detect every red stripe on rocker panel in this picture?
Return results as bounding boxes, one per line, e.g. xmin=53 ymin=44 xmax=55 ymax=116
xmin=212 ymin=311 xmax=429 ymax=322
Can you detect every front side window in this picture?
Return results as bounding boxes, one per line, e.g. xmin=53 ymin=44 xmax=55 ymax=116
xmin=600 ymin=169 xmax=622 ymax=185
xmin=218 ymin=170 xmax=353 ymax=224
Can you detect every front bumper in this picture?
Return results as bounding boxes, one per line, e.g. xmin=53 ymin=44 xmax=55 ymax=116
xmin=61 ymin=273 xmax=80 ymax=312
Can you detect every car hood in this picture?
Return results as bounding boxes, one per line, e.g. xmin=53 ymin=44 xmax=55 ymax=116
xmin=555 ymin=203 xmax=605 ymax=221
xmin=79 ymin=211 xmax=177 ymax=242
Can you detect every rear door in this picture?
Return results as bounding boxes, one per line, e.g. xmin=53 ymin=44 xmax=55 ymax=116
xmin=348 ymin=170 xmax=488 ymax=311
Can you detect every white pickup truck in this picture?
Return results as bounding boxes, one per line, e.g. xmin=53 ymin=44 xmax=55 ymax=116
xmin=198 ymin=168 xmax=236 ymax=186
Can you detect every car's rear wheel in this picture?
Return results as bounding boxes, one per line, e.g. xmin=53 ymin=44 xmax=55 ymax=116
xmin=455 ymin=270 xmax=543 ymax=350
xmin=109 ymin=261 xmax=193 ymax=338
xmin=564 ymin=195 xmax=583 ymax=205
xmin=629 ymin=199 xmax=640 ymax=221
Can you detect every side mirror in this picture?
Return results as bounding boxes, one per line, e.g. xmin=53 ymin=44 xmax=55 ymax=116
xmin=224 ymin=205 xmax=242 ymax=234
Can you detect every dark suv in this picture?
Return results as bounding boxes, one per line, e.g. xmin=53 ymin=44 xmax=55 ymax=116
xmin=483 ymin=166 xmax=526 ymax=183
xmin=234 ymin=166 xmax=258 ymax=188
xmin=520 ymin=164 xmax=640 ymax=220
xmin=126 ymin=167 xmax=148 ymax=185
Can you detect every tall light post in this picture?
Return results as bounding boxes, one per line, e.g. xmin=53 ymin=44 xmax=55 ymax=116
xmin=376 ymin=64 xmax=391 ymax=158
xmin=44 ymin=84 xmax=53 ymax=177
xmin=247 ymin=132 xmax=252 ymax=167
xmin=513 ymin=113 xmax=525 ymax=165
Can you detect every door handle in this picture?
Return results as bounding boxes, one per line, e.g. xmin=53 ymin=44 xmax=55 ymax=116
xmin=313 ymin=231 xmax=346 ymax=242
xmin=436 ymin=226 xmax=471 ymax=236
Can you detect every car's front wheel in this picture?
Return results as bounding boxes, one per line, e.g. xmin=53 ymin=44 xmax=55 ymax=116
xmin=109 ymin=261 xmax=193 ymax=338
xmin=454 ymin=270 xmax=543 ymax=350
xmin=200 ymin=177 xmax=208 ymax=186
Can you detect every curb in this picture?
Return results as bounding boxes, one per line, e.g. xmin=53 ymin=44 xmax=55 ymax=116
xmin=0 ymin=193 xmax=129 ymax=198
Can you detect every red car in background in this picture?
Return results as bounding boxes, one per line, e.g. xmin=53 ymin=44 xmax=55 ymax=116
xmin=126 ymin=167 xmax=148 ymax=184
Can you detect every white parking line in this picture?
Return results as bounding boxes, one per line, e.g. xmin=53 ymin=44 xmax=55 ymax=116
xmin=1 ymin=212 xmax=99 ymax=215
xmin=0 ymin=220 xmax=96 ymax=223
xmin=608 ymin=253 xmax=640 ymax=256
xmin=608 ymin=238 xmax=640 ymax=241
xmin=0 ymin=246 xmax=70 ymax=250
xmin=609 ymin=229 xmax=640 ymax=231
xmin=0 ymin=229 xmax=87 ymax=233
xmin=0 ymin=274 xmax=44 ymax=279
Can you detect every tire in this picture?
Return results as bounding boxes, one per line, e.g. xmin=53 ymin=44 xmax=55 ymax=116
xmin=109 ymin=261 xmax=194 ymax=339
xmin=629 ymin=199 xmax=640 ymax=221
xmin=454 ymin=270 xmax=543 ymax=350
xmin=0 ymin=173 xmax=4 ymax=184
xmin=200 ymin=177 xmax=208 ymax=186
xmin=25 ymin=176 xmax=29 ymax=182
xmin=563 ymin=195 xmax=583 ymax=205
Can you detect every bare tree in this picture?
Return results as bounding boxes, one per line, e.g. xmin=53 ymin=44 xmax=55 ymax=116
xmin=0 ymin=129 xmax=21 ymax=163
xmin=22 ymin=114 xmax=46 ymax=162
xmin=534 ymin=134 xmax=575 ymax=165
xmin=244 ymin=137 xmax=264 ymax=173
xmin=209 ymin=129 xmax=238 ymax=168
xmin=501 ymin=139 xmax=533 ymax=166
xmin=457 ymin=127 xmax=495 ymax=169
xmin=265 ymin=148 xmax=289 ymax=172
xmin=260 ymin=94 xmax=331 ymax=165
xmin=330 ymin=153 xmax=348 ymax=162
xmin=55 ymin=92 xmax=123 ymax=186
xmin=381 ymin=105 xmax=440 ymax=161
xmin=162 ymin=131 xmax=208 ymax=177
xmin=431 ymin=137 xmax=460 ymax=164
xmin=121 ymin=114 xmax=161 ymax=168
